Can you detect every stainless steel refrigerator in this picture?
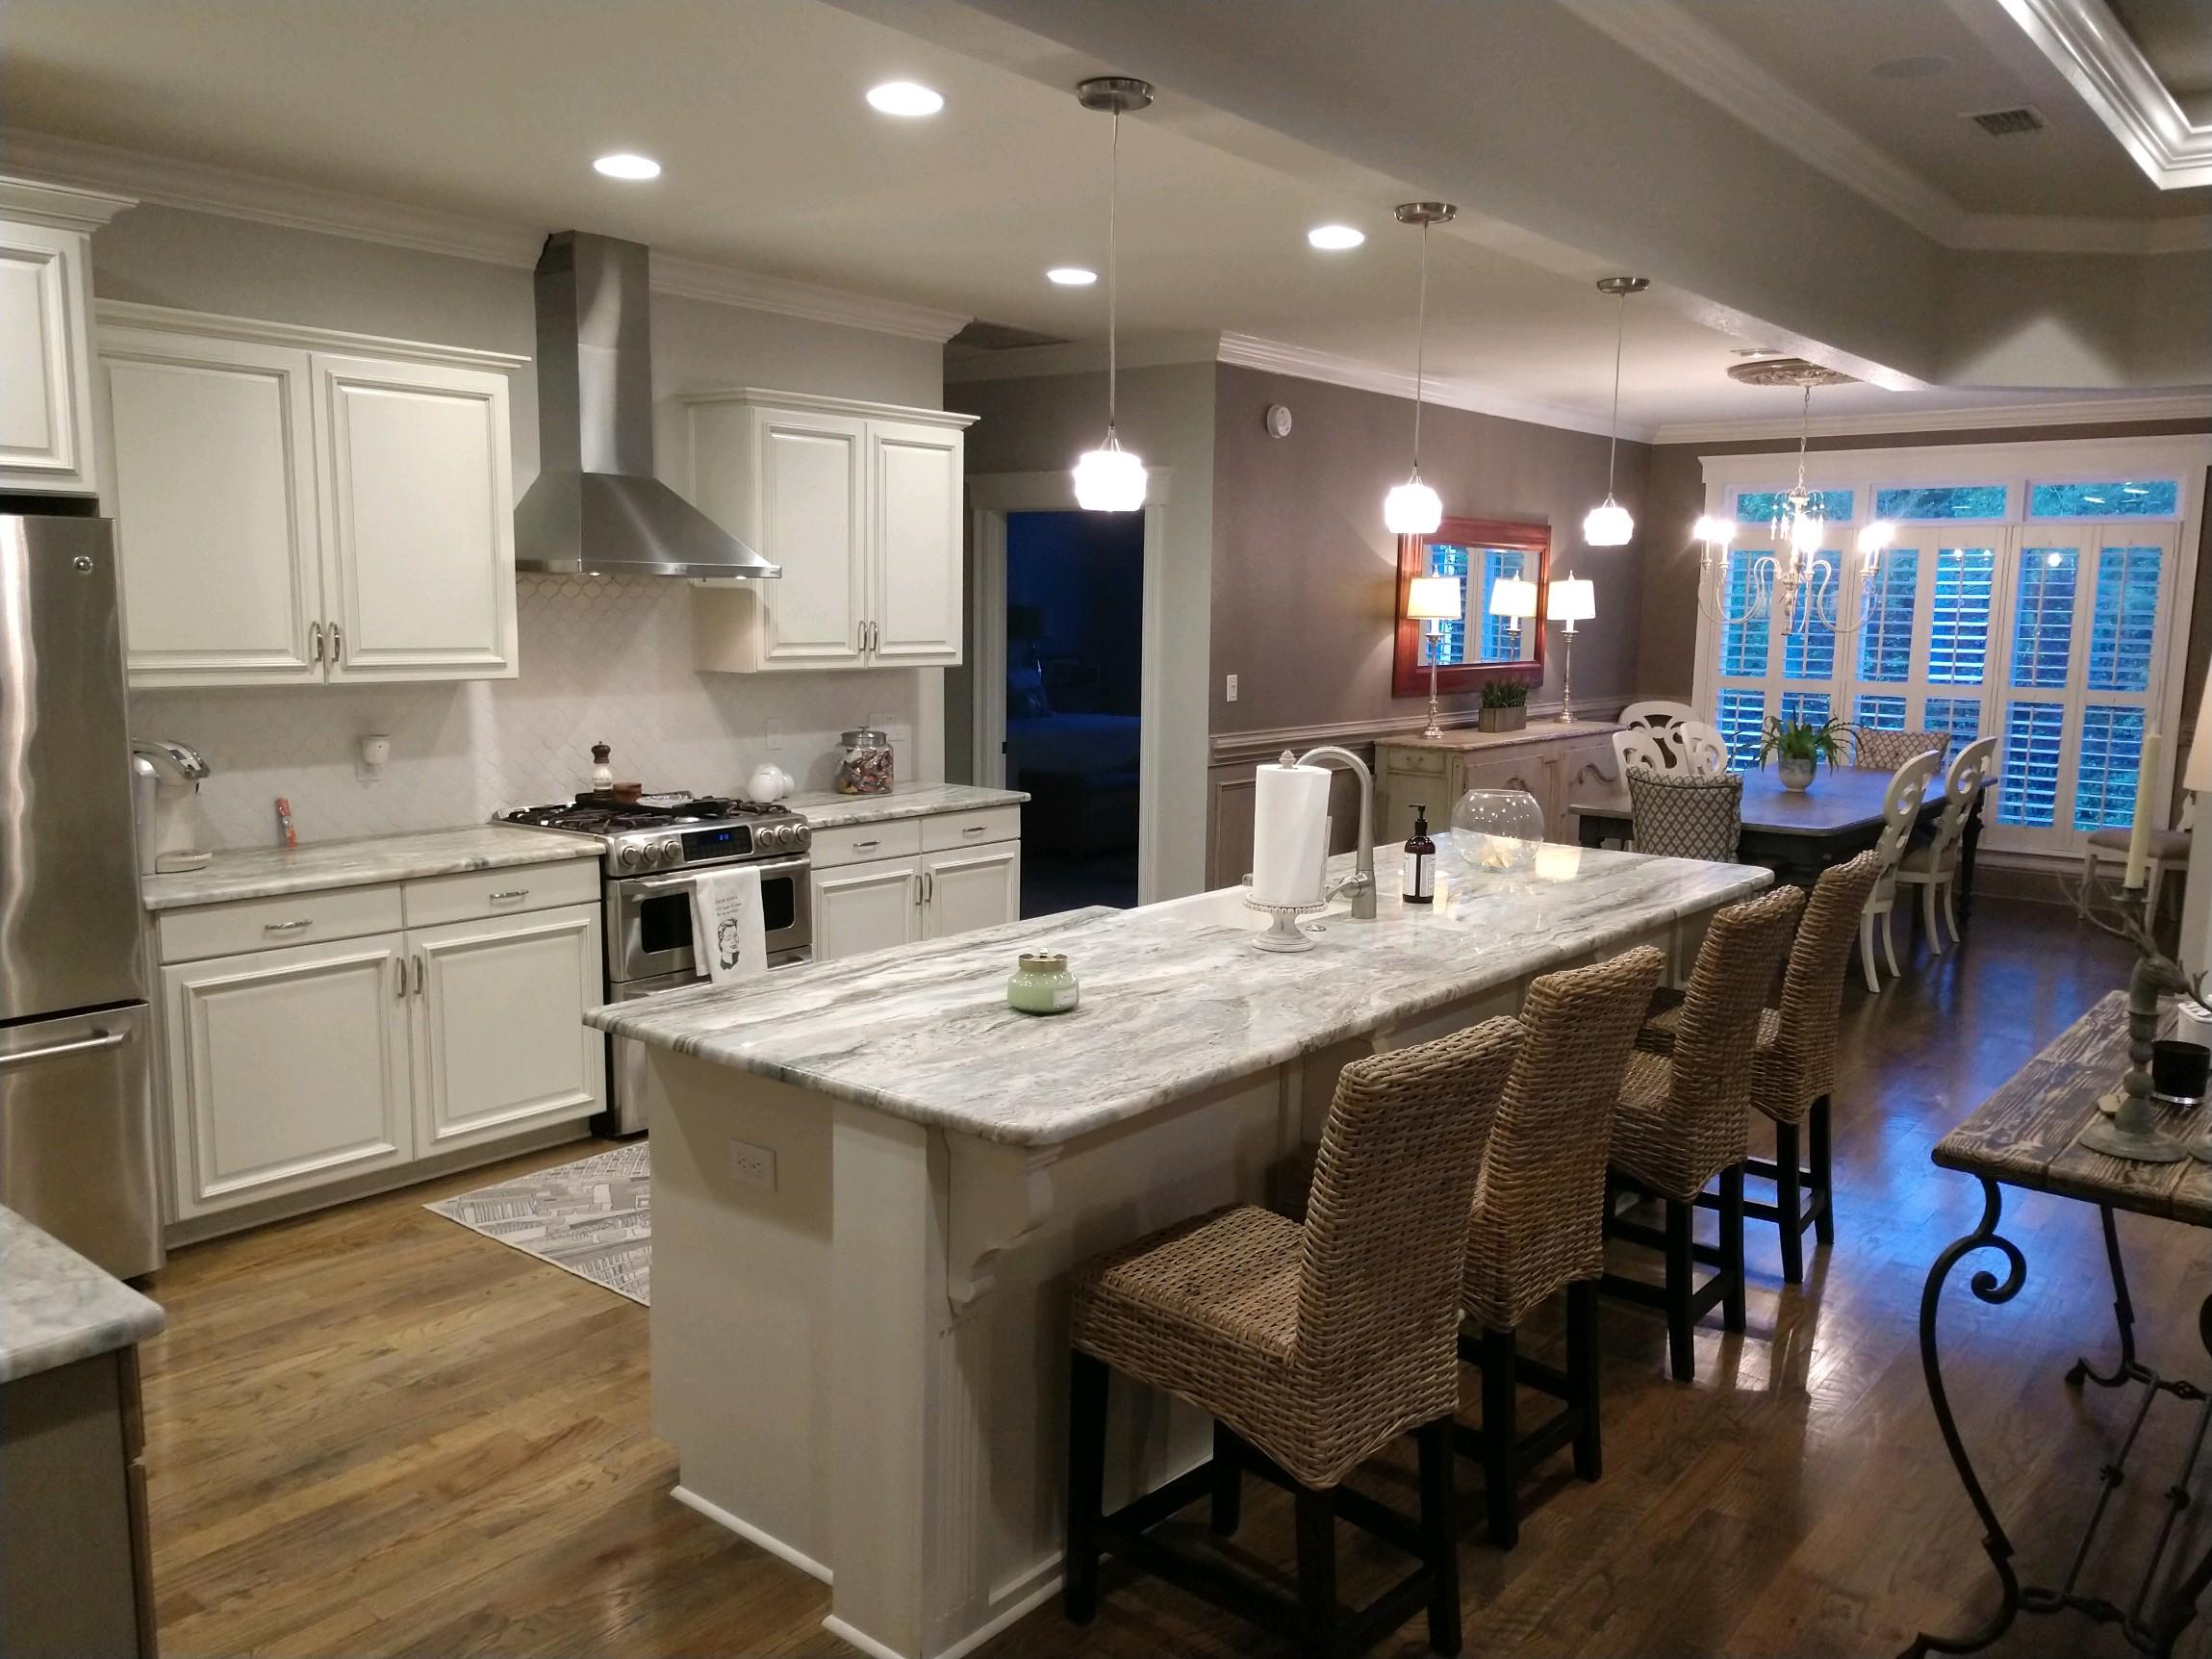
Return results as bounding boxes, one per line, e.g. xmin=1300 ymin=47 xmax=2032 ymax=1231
xmin=0 ymin=510 xmax=161 ymax=1277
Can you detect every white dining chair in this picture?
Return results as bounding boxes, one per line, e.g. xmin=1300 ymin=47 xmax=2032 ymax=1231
xmin=2077 ymin=791 xmax=2194 ymax=922
xmin=1894 ymin=735 xmax=1999 ymax=955
xmin=1606 ymin=728 xmax=1672 ymax=850
xmin=1674 ymin=719 xmax=1729 ymax=778
xmin=1859 ymin=750 xmax=1942 ymax=991
xmin=1620 ymin=700 xmax=1695 ymax=731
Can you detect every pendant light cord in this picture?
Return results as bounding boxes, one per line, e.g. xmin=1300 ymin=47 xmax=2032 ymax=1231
xmin=1411 ymin=219 xmax=1428 ymax=472
xmin=1604 ymin=289 xmax=1625 ymax=497
xmin=1106 ymin=107 xmax=1120 ymax=444
xmin=1794 ymin=383 xmax=1811 ymax=490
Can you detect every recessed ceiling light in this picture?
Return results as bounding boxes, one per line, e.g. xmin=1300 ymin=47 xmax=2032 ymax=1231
xmin=593 ymin=153 xmax=661 ymax=181
xmin=1307 ymin=223 xmax=1364 ymax=250
xmin=1870 ymin=54 xmax=1951 ymax=80
xmin=866 ymin=81 xmax=944 ymax=117
xmin=1046 ymin=267 xmax=1099 ymax=287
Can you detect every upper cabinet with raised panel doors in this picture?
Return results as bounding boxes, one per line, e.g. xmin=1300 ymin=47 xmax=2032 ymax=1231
xmin=684 ymin=389 xmax=973 ymax=673
xmin=96 ymin=304 xmax=523 ymax=689
xmin=0 ymin=178 xmax=134 ymax=496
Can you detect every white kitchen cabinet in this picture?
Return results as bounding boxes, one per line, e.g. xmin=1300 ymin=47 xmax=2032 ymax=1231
xmin=408 ymin=903 xmax=604 ymax=1156
xmin=161 ymin=932 xmax=415 ymax=1219
xmin=684 ymin=389 xmax=974 ymax=673
xmin=811 ymin=855 xmax=923 ymax=962
xmin=0 ymin=181 xmax=131 ymax=496
xmin=96 ymin=304 xmax=523 ymax=689
xmin=921 ymin=843 xmax=1021 ymax=940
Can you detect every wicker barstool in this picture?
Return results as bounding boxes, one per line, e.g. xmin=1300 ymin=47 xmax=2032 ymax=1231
xmin=1602 ymin=884 xmax=1806 ymax=1381
xmin=1457 ymin=946 xmax=1665 ymax=1550
xmin=1638 ymin=852 xmax=1884 ymax=1285
xmin=1065 ymin=1017 xmax=1523 ymax=1659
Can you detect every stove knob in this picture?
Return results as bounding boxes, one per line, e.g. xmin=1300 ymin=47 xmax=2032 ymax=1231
xmin=617 ymin=843 xmax=645 ymax=871
xmin=658 ymin=837 xmax=682 ymax=866
xmin=790 ymin=822 xmax=811 ymax=849
xmin=763 ymin=824 xmax=789 ymax=851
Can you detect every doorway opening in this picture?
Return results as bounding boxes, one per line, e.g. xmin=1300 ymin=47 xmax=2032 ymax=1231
xmin=1004 ymin=510 xmax=1143 ymax=915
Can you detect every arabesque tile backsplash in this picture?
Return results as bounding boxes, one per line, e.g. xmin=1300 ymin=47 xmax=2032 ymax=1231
xmin=130 ymin=575 xmax=920 ymax=850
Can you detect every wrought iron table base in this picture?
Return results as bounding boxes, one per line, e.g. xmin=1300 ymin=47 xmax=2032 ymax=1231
xmin=1905 ymin=1178 xmax=2212 ymax=1657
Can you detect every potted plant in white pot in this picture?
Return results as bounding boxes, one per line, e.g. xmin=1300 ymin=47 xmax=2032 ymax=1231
xmin=1757 ymin=713 xmax=1847 ymax=791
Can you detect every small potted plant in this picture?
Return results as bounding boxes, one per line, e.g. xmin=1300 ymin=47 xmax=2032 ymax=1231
xmin=1757 ymin=713 xmax=1847 ymax=791
xmin=1479 ymin=676 xmax=1532 ymax=733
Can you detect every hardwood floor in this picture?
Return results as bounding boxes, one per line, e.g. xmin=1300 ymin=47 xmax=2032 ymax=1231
xmin=139 ymin=897 xmax=2212 ymax=1656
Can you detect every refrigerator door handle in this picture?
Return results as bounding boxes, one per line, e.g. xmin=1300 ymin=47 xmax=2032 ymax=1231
xmin=0 ymin=1029 xmax=127 ymax=1069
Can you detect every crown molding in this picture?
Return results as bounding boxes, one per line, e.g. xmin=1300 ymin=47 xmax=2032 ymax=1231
xmin=0 ymin=172 xmax=137 ymax=232
xmin=1996 ymin=0 xmax=2212 ymax=190
xmin=1653 ymin=391 xmax=2212 ymax=445
xmin=1558 ymin=0 xmax=2212 ymax=250
xmin=96 ymin=299 xmax=529 ymax=370
xmin=3 ymin=128 xmax=971 ymax=344
xmin=943 ymin=332 xmax=1224 ymax=382
xmin=1216 ymin=333 xmax=1652 ymax=443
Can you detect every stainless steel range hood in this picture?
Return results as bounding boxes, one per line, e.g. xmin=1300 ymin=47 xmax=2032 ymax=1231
xmin=514 ymin=231 xmax=778 ymax=580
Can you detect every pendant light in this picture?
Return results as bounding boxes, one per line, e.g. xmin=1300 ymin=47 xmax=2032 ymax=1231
xmin=1582 ymin=275 xmax=1647 ymax=547
xmin=1071 ymin=76 xmax=1153 ymax=513
xmin=1384 ymin=202 xmax=1455 ymax=535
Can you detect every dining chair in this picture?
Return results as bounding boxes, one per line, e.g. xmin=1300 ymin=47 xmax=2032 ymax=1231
xmin=1613 ymin=726 xmax=1670 ymax=778
xmin=1625 ymin=767 xmax=1743 ymax=863
xmin=1620 ymin=699 xmax=1695 ymax=731
xmin=1858 ymin=750 xmax=1942 ymax=990
xmin=1603 ymin=884 xmax=1806 ymax=1381
xmin=1851 ymin=727 xmax=1945 ymax=771
xmin=1065 ymin=1018 xmax=1522 ymax=1659
xmin=1639 ymin=851 xmax=1885 ymax=1285
xmin=2078 ymin=791 xmax=2194 ymax=923
xmin=1895 ymin=735 xmax=2000 ymax=954
xmin=1456 ymin=945 xmax=1665 ymax=1550
xmin=1673 ymin=719 xmax=1729 ymax=777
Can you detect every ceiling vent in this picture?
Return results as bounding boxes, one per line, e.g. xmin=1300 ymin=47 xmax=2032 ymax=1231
xmin=950 ymin=319 xmax=1072 ymax=351
xmin=1964 ymin=105 xmax=2047 ymax=137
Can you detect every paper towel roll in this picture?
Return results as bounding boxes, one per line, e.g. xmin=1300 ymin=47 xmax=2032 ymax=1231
xmin=1253 ymin=760 xmax=1330 ymax=906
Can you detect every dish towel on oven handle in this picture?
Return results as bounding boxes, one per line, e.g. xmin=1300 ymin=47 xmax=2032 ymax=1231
xmin=690 ymin=864 xmax=768 ymax=987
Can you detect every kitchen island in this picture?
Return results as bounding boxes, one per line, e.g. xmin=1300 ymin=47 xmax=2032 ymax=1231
xmin=588 ymin=844 xmax=1770 ymax=1659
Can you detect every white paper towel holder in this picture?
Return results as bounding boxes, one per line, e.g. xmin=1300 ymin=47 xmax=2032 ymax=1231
xmin=1243 ymin=891 xmax=1327 ymax=953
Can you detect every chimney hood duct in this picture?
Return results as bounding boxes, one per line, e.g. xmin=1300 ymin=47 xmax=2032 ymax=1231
xmin=514 ymin=231 xmax=778 ymax=579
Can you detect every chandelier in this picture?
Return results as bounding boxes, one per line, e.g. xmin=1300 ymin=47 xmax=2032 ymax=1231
xmin=1695 ymin=358 xmax=1893 ymax=640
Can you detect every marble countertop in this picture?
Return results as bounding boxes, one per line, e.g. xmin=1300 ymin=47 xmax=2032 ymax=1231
xmin=140 ymin=824 xmax=601 ymax=911
xmin=589 ymin=843 xmax=1769 ymax=1148
xmin=0 ymin=1208 xmax=165 ymax=1384
xmin=785 ymin=782 xmax=1029 ymax=830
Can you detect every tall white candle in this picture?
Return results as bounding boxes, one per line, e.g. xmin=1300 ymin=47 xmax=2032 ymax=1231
xmin=2124 ymin=727 xmax=2160 ymax=890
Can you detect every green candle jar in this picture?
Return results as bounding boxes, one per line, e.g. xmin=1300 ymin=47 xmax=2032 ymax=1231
xmin=1006 ymin=952 xmax=1080 ymax=1015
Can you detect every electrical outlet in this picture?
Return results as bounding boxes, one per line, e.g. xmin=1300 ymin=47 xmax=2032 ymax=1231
xmin=729 ymin=1139 xmax=777 ymax=1190
xmin=1225 ymin=674 xmax=1239 ymax=703
xmin=766 ymin=719 xmax=784 ymax=752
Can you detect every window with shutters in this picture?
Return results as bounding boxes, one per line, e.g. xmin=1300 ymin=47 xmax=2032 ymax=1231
xmin=1695 ymin=441 xmax=2201 ymax=860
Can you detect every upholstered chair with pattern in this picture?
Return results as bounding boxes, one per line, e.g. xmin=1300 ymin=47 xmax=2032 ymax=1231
xmin=1851 ymin=727 xmax=1945 ymax=771
xmin=1626 ymin=767 xmax=1743 ymax=863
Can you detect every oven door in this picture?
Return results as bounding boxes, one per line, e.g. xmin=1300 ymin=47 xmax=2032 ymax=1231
xmin=605 ymin=855 xmax=812 ymax=984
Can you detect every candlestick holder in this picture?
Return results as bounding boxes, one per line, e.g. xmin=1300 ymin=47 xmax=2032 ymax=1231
xmin=2072 ymin=875 xmax=2195 ymax=1163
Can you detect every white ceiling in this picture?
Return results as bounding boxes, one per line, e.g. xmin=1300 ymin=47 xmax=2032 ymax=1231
xmin=3 ymin=0 xmax=2205 ymax=434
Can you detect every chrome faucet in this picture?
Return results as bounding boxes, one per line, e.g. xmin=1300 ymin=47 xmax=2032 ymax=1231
xmin=1294 ymin=744 xmax=1377 ymax=920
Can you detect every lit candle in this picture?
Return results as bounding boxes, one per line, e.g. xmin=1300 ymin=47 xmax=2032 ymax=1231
xmin=2124 ymin=727 xmax=2160 ymax=890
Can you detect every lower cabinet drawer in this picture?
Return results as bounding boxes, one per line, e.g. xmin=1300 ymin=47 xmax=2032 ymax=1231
xmin=403 ymin=858 xmax=599 ymax=928
xmin=921 ymin=805 xmax=1022 ymax=852
xmin=809 ymin=818 xmax=925 ymax=870
xmin=156 ymin=883 xmax=404 ymax=965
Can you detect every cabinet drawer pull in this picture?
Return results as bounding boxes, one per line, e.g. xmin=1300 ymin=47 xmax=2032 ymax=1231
xmin=395 ymin=957 xmax=407 ymax=999
xmin=308 ymin=622 xmax=324 ymax=663
xmin=961 ymin=824 xmax=985 ymax=835
xmin=264 ymin=918 xmax=314 ymax=932
xmin=853 ymin=839 xmax=880 ymax=852
xmin=487 ymin=888 xmax=530 ymax=902
xmin=412 ymin=954 xmax=425 ymax=994
xmin=0 ymin=1030 xmax=125 ymax=1070
xmin=329 ymin=621 xmax=343 ymax=663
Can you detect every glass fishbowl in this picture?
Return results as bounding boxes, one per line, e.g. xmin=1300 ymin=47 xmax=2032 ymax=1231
xmin=1448 ymin=787 xmax=1548 ymax=878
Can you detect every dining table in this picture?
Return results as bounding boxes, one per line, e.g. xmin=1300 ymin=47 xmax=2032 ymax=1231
xmin=1568 ymin=763 xmax=1981 ymax=926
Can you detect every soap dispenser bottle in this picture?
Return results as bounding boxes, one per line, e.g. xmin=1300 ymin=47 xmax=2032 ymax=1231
xmin=1404 ymin=804 xmax=1437 ymax=905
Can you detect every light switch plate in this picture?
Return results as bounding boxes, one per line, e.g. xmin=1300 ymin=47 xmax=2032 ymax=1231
xmin=729 ymin=1139 xmax=777 ymax=1189
xmin=1225 ymin=674 xmax=1239 ymax=702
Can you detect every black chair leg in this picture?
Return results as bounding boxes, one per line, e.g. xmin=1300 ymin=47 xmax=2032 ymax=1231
xmin=1719 ymin=1164 xmax=1746 ymax=1334
xmin=1774 ymin=1120 xmax=1805 ymax=1286
xmin=1064 ymin=1350 xmax=1108 ymax=1624
xmin=1567 ymin=1279 xmax=1602 ymax=1482
xmin=1482 ymin=1324 xmax=1519 ymax=1549
xmin=1416 ymin=1417 xmax=1462 ymax=1655
xmin=1294 ymin=1482 xmax=1337 ymax=1659
xmin=1208 ymin=1420 xmax=1242 ymax=1535
xmin=1810 ymin=1095 xmax=1836 ymax=1248
xmin=1665 ymin=1198 xmax=1694 ymax=1382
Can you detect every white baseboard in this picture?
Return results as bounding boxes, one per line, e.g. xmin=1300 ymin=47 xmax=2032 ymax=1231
xmin=670 ymin=1483 xmax=832 ymax=1585
xmin=819 ymin=1570 xmax=1063 ymax=1659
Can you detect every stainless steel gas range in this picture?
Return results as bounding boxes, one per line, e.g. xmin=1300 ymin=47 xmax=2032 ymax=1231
xmin=502 ymin=792 xmax=813 ymax=1133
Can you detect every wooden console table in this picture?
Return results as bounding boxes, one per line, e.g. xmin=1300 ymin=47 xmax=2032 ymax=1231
xmin=1909 ymin=990 xmax=2212 ymax=1656
xmin=1374 ymin=720 xmax=1618 ymax=847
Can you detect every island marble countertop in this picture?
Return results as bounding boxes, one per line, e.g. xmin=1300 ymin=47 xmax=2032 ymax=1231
xmin=785 ymin=781 xmax=1029 ymax=830
xmin=0 ymin=1208 xmax=165 ymax=1384
xmin=140 ymin=824 xmax=601 ymax=911
xmin=589 ymin=843 xmax=1768 ymax=1148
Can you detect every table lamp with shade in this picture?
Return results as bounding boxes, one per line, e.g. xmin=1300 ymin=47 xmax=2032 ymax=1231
xmin=1406 ymin=575 xmax=1462 ymax=740
xmin=1547 ymin=572 xmax=1595 ymax=724
xmin=1488 ymin=574 xmax=1538 ymax=642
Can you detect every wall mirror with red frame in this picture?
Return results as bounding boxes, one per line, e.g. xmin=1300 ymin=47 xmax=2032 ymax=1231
xmin=1391 ymin=517 xmax=1550 ymax=700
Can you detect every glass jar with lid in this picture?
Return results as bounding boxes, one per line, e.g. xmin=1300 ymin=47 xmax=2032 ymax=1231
xmin=836 ymin=727 xmax=894 ymax=796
